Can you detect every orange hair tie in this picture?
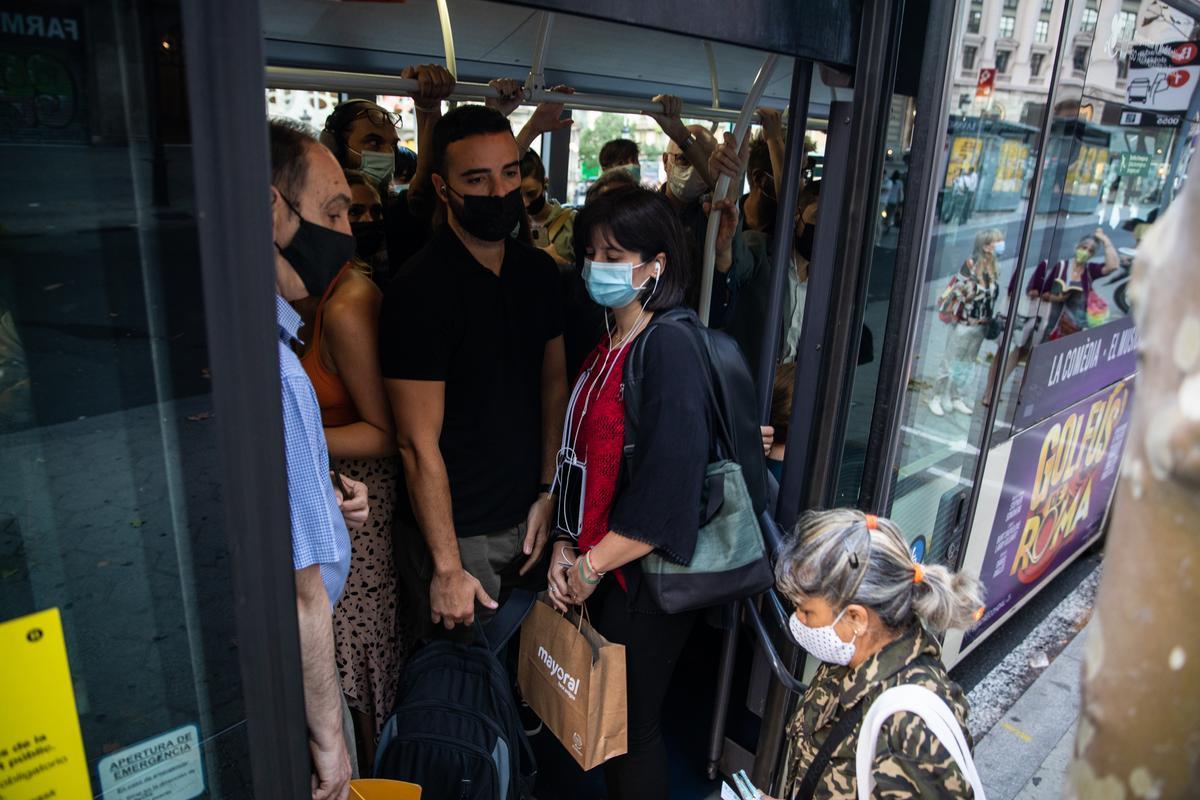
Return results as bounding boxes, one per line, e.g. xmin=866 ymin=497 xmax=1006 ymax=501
xmin=912 ymin=563 xmax=925 ymax=584
xmin=864 ymin=514 xmax=879 ymax=530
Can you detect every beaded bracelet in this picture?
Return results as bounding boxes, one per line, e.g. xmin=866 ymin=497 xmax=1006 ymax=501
xmin=578 ymin=558 xmax=601 ymax=586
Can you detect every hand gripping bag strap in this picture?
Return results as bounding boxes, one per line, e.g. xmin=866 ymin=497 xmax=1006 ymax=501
xmin=854 ymin=684 xmax=986 ymax=800
xmin=481 ymin=587 xmax=538 ymax=654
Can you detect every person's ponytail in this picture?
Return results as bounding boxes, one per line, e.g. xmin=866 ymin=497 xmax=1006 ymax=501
xmin=911 ymin=562 xmax=985 ymax=634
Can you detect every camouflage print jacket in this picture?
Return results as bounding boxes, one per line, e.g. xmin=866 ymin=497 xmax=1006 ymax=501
xmin=780 ymin=624 xmax=975 ymax=800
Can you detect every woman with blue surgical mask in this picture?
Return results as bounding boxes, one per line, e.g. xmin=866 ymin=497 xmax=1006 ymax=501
xmin=543 ymin=185 xmax=717 ymax=800
xmin=767 ymin=509 xmax=984 ymax=800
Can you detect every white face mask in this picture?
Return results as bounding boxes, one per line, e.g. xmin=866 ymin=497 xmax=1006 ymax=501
xmin=667 ymin=162 xmax=707 ymax=203
xmin=789 ymin=608 xmax=858 ymax=665
xmin=993 ymin=240 xmax=1006 ymax=256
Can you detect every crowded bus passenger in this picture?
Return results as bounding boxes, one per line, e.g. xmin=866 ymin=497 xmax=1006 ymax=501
xmin=930 ymin=229 xmax=1002 ymax=418
xmin=741 ymin=109 xmax=786 ymax=235
xmin=546 ymin=185 xmax=716 ymax=800
xmin=767 ymin=362 xmax=795 ymax=482
xmin=516 ymin=149 xmax=603 ymax=379
xmin=725 ymin=193 xmax=817 ymax=382
xmin=520 ymin=149 xmax=575 ymax=266
xmin=585 ymin=164 xmax=640 ymax=204
xmin=599 ymin=137 xmax=641 ymax=179
xmin=320 ymin=64 xmax=456 ymax=278
xmin=381 ymin=105 xmax=567 ymax=637
xmin=769 ymin=510 xmax=983 ymax=800
xmin=392 ymin=144 xmax=418 ymax=191
xmin=344 ymin=170 xmax=389 ymax=279
xmin=268 ymin=118 xmax=371 ymax=797
xmin=291 ymin=164 xmax=402 ymax=764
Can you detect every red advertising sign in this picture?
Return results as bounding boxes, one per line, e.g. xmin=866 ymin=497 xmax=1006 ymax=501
xmin=976 ymin=68 xmax=996 ymax=98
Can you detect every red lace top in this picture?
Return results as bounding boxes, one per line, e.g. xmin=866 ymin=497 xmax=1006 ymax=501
xmin=569 ymin=339 xmax=630 ymax=589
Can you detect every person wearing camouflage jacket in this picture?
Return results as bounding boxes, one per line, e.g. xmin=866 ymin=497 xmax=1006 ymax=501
xmin=769 ymin=509 xmax=985 ymax=800
xmin=779 ymin=624 xmax=974 ymax=799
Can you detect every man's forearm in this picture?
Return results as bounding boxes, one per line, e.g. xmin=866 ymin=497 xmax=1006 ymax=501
xmin=295 ymin=566 xmax=343 ymax=750
xmin=516 ymin=121 xmax=540 ymax=156
xmin=398 ymin=444 xmax=462 ymax=574
xmin=407 ymin=109 xmax=442 ymax=207
xmin=766 ymin=136 xmax=786 ymax=200
xmin=684 ymin=137 xmax=717 ymax=190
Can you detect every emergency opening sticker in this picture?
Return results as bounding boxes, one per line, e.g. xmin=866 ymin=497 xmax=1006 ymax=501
xmin=98 ymin=724 xmax=205 ymax=800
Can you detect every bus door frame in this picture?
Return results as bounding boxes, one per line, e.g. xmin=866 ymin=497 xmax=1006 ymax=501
xmin=753 ymin=0 xmax=908 ymax=790
xmin=180 ymin=0 xmax=315 ymax=795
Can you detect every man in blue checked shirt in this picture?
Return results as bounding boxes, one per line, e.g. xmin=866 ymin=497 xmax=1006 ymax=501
xmin=269 ymin=118 xmax=370 ymax=800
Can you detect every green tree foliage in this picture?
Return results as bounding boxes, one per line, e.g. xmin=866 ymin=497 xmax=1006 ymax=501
xmin=578 ymin=113 xmax=629 ymax=180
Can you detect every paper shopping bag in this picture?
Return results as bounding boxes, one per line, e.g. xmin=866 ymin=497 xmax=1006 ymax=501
xmin=517 ymin=595 xmax=627 ymax=770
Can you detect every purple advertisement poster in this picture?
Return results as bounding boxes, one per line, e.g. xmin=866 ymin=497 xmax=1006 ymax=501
xmin=965 ymin=377 xmax=1135 ymax=648
xmin=1016 ymin=316 xmax=1138 ymax=430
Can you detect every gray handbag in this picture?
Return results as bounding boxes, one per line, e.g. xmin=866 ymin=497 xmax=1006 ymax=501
xmin=633 ymin=321 xmax=774 ymax=614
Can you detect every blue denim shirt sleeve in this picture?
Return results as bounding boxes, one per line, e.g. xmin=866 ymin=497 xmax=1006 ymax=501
xmin=276 ymin=296 xmax=351 ymax=607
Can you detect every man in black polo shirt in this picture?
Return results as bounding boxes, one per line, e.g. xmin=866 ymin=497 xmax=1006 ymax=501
xmin=381 ymin=104 xmax=567 ymax=635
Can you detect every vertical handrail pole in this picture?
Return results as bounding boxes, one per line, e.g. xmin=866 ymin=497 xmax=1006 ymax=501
xmin=756 ymin=59 xmax=813 ymax=421
xmin=704 ymin=41 xmax=721 ymax=133
xmin=526 ymin=12 xmax=554 ymax=95
xmin=435 ymin=0 xmax=457 ymax=79
xmin=699 ymin=53 xmax=779 ymax=325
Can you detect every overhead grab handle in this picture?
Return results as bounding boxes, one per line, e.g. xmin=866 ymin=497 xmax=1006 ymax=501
xmin=526 ymin=12 xmax=555 ymax=95
xmin=704 ymin=41 xmax=721 ymax=134
xmin=435 ymin=0 xmax=457 ymax=80
xmin=698 ymin=53 xmax=778 ymax=325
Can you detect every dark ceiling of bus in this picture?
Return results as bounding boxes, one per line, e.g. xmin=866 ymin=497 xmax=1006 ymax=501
xmin=261 ymin=0 xmax=842 ymax=116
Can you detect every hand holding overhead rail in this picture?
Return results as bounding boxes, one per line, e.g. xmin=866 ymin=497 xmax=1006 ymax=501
xmin=515 ymin=85 xmax=575 ymax=155
xmin=405 ymin=63 xmax=456 ymax=211
xmin=698 ymin=54 xmax=779 ymax=324
xmin=264 ymin=66 xmax=779 ymax=126
xmin=651 ymin=94 xmax=718 ymax=190
xmin=486 ymin=77 xmax=524 ymax=117
xmin=401 ymin=63 xmax=456 ymax=113
xmin=704 ymin=132 xmax=748 ymax=274
xmin=757 ymin=106 xmax=788 ymax=201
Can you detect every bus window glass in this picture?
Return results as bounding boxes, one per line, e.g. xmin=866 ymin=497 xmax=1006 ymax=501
xmin=881 ymin=0 xmax=1071 ymax=565
xmin=266 ymin=88 xmax=342 ymax=129
xmin=989 ymin=1 xmax=1198 ymax=441
xmin=1 ymin=0 xmax=253 ymax=792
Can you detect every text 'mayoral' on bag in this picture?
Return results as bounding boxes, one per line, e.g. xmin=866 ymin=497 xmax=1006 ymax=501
xmin=517 ymin=595 xmax=627 ymax=771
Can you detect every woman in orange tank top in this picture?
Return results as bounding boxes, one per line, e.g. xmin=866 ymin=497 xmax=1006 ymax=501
xmin=295 ymin=212 xmax=402 ymax=769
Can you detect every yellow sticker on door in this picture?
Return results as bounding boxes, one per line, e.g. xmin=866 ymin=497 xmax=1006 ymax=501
xmin=0 ymin=607 xmax=93 ymax=799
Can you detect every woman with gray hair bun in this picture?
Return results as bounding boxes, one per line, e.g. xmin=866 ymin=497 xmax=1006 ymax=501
xmin=766 ymin=509 xmax=985 ymax=800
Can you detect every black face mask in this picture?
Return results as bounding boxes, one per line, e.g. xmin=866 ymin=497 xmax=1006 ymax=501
xmin=796 ymin=222 xmax=816 ymax=262
xmin=351 ymin=220 xmax=387 ymax=261
xmin=445 ymin=185 xmax=525 ymax=242
xmin=277 ymin=195 xmax=355 ymax=296
xmin=527 ymin=192 xmax=547 ymax=216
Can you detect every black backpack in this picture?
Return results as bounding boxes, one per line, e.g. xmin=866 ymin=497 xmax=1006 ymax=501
xmin=374 ymin=596 xmax=536 ymax=799
xmin=622 ymin=307 xmax=769 ymax=516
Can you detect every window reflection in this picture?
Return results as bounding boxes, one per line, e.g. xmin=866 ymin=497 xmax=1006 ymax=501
xmin=886 ymin=0 xmax=1198 ymax=565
